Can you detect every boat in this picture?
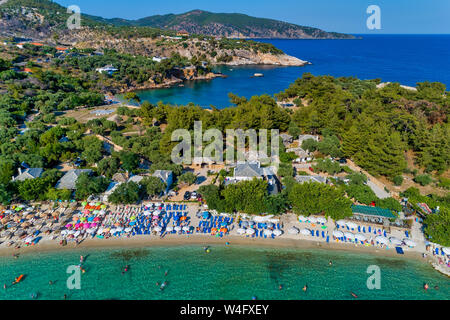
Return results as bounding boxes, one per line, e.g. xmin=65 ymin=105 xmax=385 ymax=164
xmin=252 ymin=73 xmax=264 ymax=77
xmin=13 ymin=274 xmax=25 ymax=284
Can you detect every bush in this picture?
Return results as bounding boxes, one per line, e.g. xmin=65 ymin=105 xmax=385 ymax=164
xmin=414 ymin=174 xmax=432 ymax=186
xmin=437 ymin=177 xmax=450 ymax=190
xmin=393 ymin=175 xmax=404 ymax=186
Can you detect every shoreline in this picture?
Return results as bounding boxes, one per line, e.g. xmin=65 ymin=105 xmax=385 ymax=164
xmin=0 ymin=234 xmax=427 ymax=263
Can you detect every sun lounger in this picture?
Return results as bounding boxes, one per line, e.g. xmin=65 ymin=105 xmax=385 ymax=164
xmin=326 ymin=236 xmax=329 ymax=243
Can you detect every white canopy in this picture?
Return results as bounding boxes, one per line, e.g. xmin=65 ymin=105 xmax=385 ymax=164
xmin=246 ymin=228 xmax=255 ymax=235
xmin=316 ymin=217 xmax=327 ymax=224
xmin=403 ymin=239 xmax=416 ymax=247
xmin=264 ymin=229 xmax=273 ymax=236
xmin=346 ymin=222 xmax=357 ymax=229
xmin=355 ymin=233 xmax=367 ymax=241
xmin=442 ymin=247 xmax=450 ymax=255
xmin=174 ymin=226 xmax=181 ymax=231
xmin=273 ymin=229 xmax=282 ymax=236
xmin=182 ymin=226 xmax=190 ymax=231
xmin=124 ymin=227 xmax=132 ymax=233
xmin=154 ymin=226 xmax=162 ymax=232
xmin=300 ymin=228 xmax=311 ymax=236
xmin=307 ymin=217 xmax=317 ymax=223
xmin=288 ymin=227 xmax=299 ymax=235
xmin=344 ymin=232 xmax=355 ymax=240
xmin=236 ymin=228 xmax=246 ymax=235
xmin=336 ymin=220 xmax=346 ymax=226
xmin=333 ymin=230 xmax=344 ymax=237
xmin=389 ymin=237 xmax=402 ymax=245
xmin=375 ymin=236 xmax=388 ymax=244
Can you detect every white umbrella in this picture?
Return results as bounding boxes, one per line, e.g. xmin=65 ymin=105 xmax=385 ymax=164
xmin=61 ymin=230 xmax=68 ymax=235
xmin=182 ymin=226 xmax=190 ymax=231
xmin=264 ymin=229 xmax=273 ymax=236
xmin=403 ymin=239 xmax=416 ymax=247
xmin=300 ymin=228 xmax=311 ymax=236
xmin=344 ymin=232 xmax=355 ymax=240
xmin=375 ymin=236 xmax=388 ymax=244
xmin=298 ymin=215 xmax=307 ymax=222
xmin=236 ymin=228 xmax=246 ymax=235
xmin=24 ymin=236 xmax=33 ymax=243
xmin=273 ymin=229 xmax=282 ymax=236
xmin=389 ymin=237 xmax=402 ymax=245
xmin=116 ymin=227 xmax=123 ymax=232
xmin=307 ymin=217 xmax=317 ymax=223
xmin=316 ymin=217 xmax=327 ymax=224
xmin=174 ymin=226 xmax=181 ymax=231
xmin=124 ymin=227 xmax=132 ymax=233
xmin=74 ymin=231 xmax=80 ymax=237
xmin=346 ymin=222 xmax=357 ymax=229
xmin=143 ymin=211 xmax=151 ymax=216
xmin=442 ymin=247 xmax=450 ymax=255
xmin=253 ymin=216 xmax=266 ymax=222
xmin=355 ymin=233 xmax=367 ymax=241
xmin=246 ymin=228 xmax=255 ymax=235
xmin=333 ymin=230 xmax=344 ymax=237
xmin=154 ymin=226 xmax=162 ymax=232
xmin=153 ymin=211 xmax=161 ymax=216
xmin=336 ymin=220 xmax=346 ymax=226
xmin=266 ymin=222 xmax=274 ymax=229
xmin=288 ymin=227 xmax=299 ymax=235
xmin=166 ymin=227 xmax=173 ymax=232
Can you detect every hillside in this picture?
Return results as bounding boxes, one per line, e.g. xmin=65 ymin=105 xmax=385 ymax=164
xmin=93 ymin=9 xmax=355 ymax=39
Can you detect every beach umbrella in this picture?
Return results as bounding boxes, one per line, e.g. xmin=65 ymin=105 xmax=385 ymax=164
xmin=267 ymin=222 xmax=274 ymax=229
xmin=442 ymin=247 xmax=450 ymax=255
xmin=220 ymin=221 xmax=228 ymax=227
xmin=174 ymin=226 xmax=181 ymax=232
xmin=130 ymin=216 xmax=136 ymax=221
xmin=91 ymin=223 xmax=97 ymax=228
xmin=346 ymin=222 xmax=357 ymax=229
xmin=288 ymin=227 xmax=299 ymax=235
xmin=241 ymin=221 xmax=249 ymax=228
xmin=403 ymin=239 xmax=416 ymax=247
xmin=166 ymin=227 xmax=173 ymax=232
xmin=82 ymin=202 xmax=87 ymax=206
xmin=375 ymin=236 xmax=388 ymax=244
xmin=300 ymin=228 xmax=311 ymax=236
xmin=389 ymin=237 xmax=402 ymax=245
xmin=236 ymin=228 xmax=246 ymax=235
xmin=336 ymin=220 xmax=346 ymax=226
xmin=273 ymin=229 xmax=282 ymax=236
xmin=298 ymin=215 xmax=307 ymax=222
xmin=61 ymin=230 xmax=68 ymax=236
xmin=355 ymin=233 xmax=367 ymax=241
xmin=220 ymin=227 xmax=228 ymax=233
xmin=202 ymin=212 xmax=210 ymax=219
xmin=74 ymin=231 xmax=80 ymax=237
xmin=83 ymin=223 xmax=90 ymax=229
xmin=152 ymin=215 xmax=159 ymax=220
xmin=116 ymin=227 xmax=123 ymax=232
xmin=101 ymin=205 xmax=107 ymax=209
xmin=248 ymin=221 xmax=255 ymax=227
xmin=333 ymin=230 xmax=344 ymax=237
xmin=182 ymin=226 xmax=190 ymax=231
xmin=246 ymin=228 xmax=255 ymax=235
xmin=94 ymin=217 xmax=101 ymax=222
xmin=264 ymin=229 xmax=273 ymax=236
xmin=344 ymin=232 xmax=355 ymax=240
xmin=24 ymin=236 xmax=33 ymax=243
xmin=307 ymin=217 xmax=317 ymax=223
xmin=110 ymin=228 xmax=117 ymax=234
xmin=316 ymin=217 xmax=327 ymax=224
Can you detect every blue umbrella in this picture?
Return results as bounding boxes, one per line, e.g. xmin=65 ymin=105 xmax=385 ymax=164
xmin=203 ymin=212 xmax=210 ymax=219
xmin=220 ymin=222 xmax=228 ymax=227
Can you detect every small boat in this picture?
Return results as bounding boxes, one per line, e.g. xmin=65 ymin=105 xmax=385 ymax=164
xmin=252 ymin=73 xmax=264 ymax=78
xmin=13 ymin=274 xmax=25 ymax=284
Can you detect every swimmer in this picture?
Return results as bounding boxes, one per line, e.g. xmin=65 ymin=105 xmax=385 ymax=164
xmin=279 ymin=284 xmax=283 ymax=290
xmin=80 ymin=255 xmax=84 ymax=263
xmin=160 ymin=281 xmax=167 ymax=291
xmin=329 ymin=260 xmax=333 ymax=266
xmin=156 ymin=282 xmax=160 ymax=286
xmin=3 ymin=284 xmax=6 ymax=290
xmin=164 ymin=270 xmax=169 ymax=276
xmin=63 ymin=294 xmax=67 ymax=300
xmin=434 ymin=285 xmax=439 ymax=290
xmin=252 ymin=296 xmax=257 ymax=300
xmin=424 ymin=283 xmax=429 ymax=290
xmin=302 ymin=285 xmax=308 ymax=292
xmin=49 ymin=280 xmax=53 ymax=285
xmin=351 ymin=292 xmax=358 ymax=298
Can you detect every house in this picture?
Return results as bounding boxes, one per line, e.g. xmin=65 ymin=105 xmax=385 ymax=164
xmin=280 ymin=133 xmax=294 ymax=146
xmin=152 ymin=56 xmax=168 ymax=63
xmin=152 ymin=170 xmax=174 ymax=194
xmin=225 ymin=162 xmax=280 ymax=195
xmin=95 ymin=65 xmax=118 ymax=75
xmin=12 ymin=168 xmax=43 ymax=182
xmin=112 ymin=172 xmax=129 ymax=183
xmin=177 ymin=30 xmax=190 ymax=37
xmin=298 ymin=134 xmax=319 ymax=146
xmin=128 ymin=175 xmax=145 ymax=184
xmin=102 ymin=181 xmax=122 ymax=202
xmin=295 ymin=175 xmax=327 ymax=184
xmin=55 ymin=169 xmax=92 ymax=190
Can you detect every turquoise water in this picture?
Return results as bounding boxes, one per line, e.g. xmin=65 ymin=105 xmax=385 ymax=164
xmin=0 ymin=245 xmax=448 ymax=300
xmin=135 ymin=35 xmax=450 ymax=108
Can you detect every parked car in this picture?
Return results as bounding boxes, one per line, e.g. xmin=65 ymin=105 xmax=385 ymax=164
xmin=183 ymin=191 xmax=191 ymax=200
xmin=339 ymin=158 xmax=347 ymax=164
xmin=190 ymin=191 xmax=198 ymax=200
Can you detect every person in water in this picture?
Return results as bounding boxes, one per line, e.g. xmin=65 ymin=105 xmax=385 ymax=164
xmin=329 ymin=260 xmax=333 ymax=266
xmin=160 ymin=281 xmax=167 ymax=291
xmin=302 ymin=285 xmax=308 ymax=292
xmin=164 ymin=270 xmax=169 ymax=276
xmin=424 ymin=283 xmax=429 ymax=290
xmin=279 ymin=284 xmax=283 ymax=290
xmin=122 ymin=265 xmax=129 ymax=275
xmin=80 ymin=255 xmax=84 ymax=263
xmin=63 ymin=294 xmax=67 ymax=300
xmin=351 ymin=292 xmax=358 ymax=298
xmin=49 ymin=280 xmax=53 ymax=285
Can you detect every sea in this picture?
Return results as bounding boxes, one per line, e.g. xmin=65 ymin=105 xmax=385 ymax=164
xmin=0 ymin=245 xmax=448 ymax=300
xmin=134 ymin=34 xmax=450 ymax=108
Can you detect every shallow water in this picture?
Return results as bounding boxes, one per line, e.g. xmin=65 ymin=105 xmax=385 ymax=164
xmin=0 ymin=245 xmax=448 ymax=300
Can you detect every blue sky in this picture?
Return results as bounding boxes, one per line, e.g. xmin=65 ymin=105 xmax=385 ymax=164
xmin=57 ymin=0 xmax=450 ymax=34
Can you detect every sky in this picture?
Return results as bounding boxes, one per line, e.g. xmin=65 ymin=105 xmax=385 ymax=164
xmin=56 ymin=0 xmax=450 ymax=34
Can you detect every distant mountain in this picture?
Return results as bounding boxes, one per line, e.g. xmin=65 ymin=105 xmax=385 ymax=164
xmin=93 ymin=9 xmax=355 ymax=39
